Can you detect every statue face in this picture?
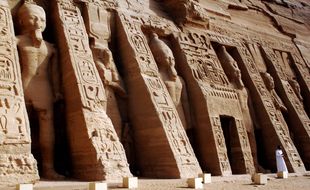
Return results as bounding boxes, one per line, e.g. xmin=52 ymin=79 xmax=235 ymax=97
xmin=150 ymin=32 xmax=158 ymax=39
xmin=19 ymin=5 xmax=46 ymax=32
xmin=234 ymin=68 xmax=241 ymax=79
xmin=263 ymin=73 xmax=274 ymax=90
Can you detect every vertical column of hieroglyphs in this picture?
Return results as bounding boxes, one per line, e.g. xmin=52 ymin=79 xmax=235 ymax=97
xmin=261 ymin=46 xmax=310 ymax=168
xmin=290 ymin=48 xmax=310 ymax=108
xmin=291 ymin=51 xmax=310 ymax=129
xmin=291 ymin=49 xmax=310 ymax=116
xmin=291 ymin=50 xmax=310 ymax=104
xmin=210 ymin=116 xmax=232 ymax=175
xmin=291 ymin=44 xmax=310 ymax=117
xmin=236 ymin=42 xmax=305 ymax=173
xmin=0 ymin=0 xmax=39 ymax=185
xmin=234 ymin=119 xmax=255 ymax=173
xmin=117 ymin=12 xmax=202 ymax=178
xmin=52 ymin=0 xmax=131 ymax=180
xmin=177 ymin=31 xmax=232 ymax=175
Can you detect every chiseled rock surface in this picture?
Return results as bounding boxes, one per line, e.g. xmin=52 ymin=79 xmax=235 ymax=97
xmin=0 ymin=0 xmax=309 ymax=186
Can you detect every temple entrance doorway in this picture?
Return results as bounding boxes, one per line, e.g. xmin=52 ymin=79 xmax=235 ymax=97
xmin=220 ymin=115 xmax=245 ymax=174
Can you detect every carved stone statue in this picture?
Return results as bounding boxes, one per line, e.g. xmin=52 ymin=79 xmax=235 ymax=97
xmin=149 ymin=32 xmax=192 ymax=131
xmin=92 ymin=43 xmax=126 ymax=138
xmin=261 ymin=72 xmax=291 ymax=136
xmin=289 ymin=78 xmax=303 ymax=101
xmin=82 ymin=4 xmax=126 ymax=139
xmin=217 ymin=45 xmax=260 ymax=171
xmin=261 ymin=72 xmax=288 ymax=112
xmin=16 ymin=3 xmax=63 ymax=179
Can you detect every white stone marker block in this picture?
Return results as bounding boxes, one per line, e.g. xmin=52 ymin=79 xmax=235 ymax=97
xmin=198 ymin=173 xmax=211 ymax=183
xmin=17 ymin=184 xmax=33 ymax=190
xmin=89 ymin=182 xmax=107 ymax=190
xmin=277 ymin=171 xmax=288 ymax=179
xmin=253 ymin=173 xmax=267 ymax=185
xmin=123 ymin=177 xmax=138 ymax=188
xmin=187 ymin=178 xmax=203 ymax=189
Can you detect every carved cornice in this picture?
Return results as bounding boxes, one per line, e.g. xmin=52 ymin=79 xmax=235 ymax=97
xmin=75 ymin=0 xmax=118 ymax=9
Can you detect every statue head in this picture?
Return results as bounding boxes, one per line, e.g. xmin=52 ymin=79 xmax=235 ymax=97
xmin=18 ymin=3 xmax=46 ymax=34
xmin=233 ymin=68 xmax=241 ymax=80
xmin=232 ymin=67 xmax=244 ymax=88
xmin=262 ymin=72 xmax=275 ymax=90
xmin=150 ymin=32 xmax=159 ymax=40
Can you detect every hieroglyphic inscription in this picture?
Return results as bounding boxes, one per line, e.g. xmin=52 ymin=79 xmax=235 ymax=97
xmin=119 ymin=13 xmax=158 ymax=77
xmin=145 ymin=76 xmax=199 ymax=172
xmin=290 ymin=51 xmax=310 ymax=107
xmin=236 ymin=43 xmax=305 ymax=172
xmin=0 ymin=0 xmax=38 ymax=183
xmin=205 ymin=85 xmax=238 ymax=100
xmin=235 ymin=119 xmax=255 ymax=174
xmin=85 ymin=112 xmax=129 ymax=174
xmin=207 ymin=31 xmax=305 ymax=171
xmin=54 ymin=0 xmax=131 ymax=179
xmin=261 ymin=47 xmax=287 ymax=80
xmin=179 ymin=31 xmax=230 ymax=86
xmin=0 ymin=1 xmax=30 ymax=145
xmin=260 ymin=47 xmax=310 ymax=168
xmin=76 ymin=0 xmax=117 ymax=9
xmin=261 ymin=47 xmax=310 ymax=133
xmin=57 ymin=0 xmax=106 ymax=111
xmin=178 ymin=31 xmax=247 ymax=175
xmin=211 ymin=116 xmax=231 ymax=173
xmin=0 ymin=154 xmax=37 ymax=176
xmin=118 ymin=11 xmax=202 ymax=176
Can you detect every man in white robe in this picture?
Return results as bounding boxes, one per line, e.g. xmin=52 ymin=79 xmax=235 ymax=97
xmin=276 ymin=145 xmax=288 ymax=172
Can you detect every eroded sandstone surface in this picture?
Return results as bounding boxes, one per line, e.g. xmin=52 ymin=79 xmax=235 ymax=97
xmin=0 ymin=0 xmax=309 ymax=186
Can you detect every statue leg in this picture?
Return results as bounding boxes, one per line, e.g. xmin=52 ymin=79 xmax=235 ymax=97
xmin=38 ymin=109 xmax=64 ymax=180
xmin=247 ymin=131 xmax=258 ymax=170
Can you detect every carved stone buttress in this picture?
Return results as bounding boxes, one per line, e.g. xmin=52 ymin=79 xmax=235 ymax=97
xmin=52 ymin=0 xmax=131 ymax=180
xmin=0 ymin=0 xmax=39 ymax=185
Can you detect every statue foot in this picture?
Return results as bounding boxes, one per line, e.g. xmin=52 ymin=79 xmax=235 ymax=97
xmin=42 ymin=169 xmax=65 ymax=180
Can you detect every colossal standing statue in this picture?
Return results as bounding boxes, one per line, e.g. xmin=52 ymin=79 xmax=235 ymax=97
xmin=92 ymin=44 xmax=126 ymax=138
xmin=262 ymin=72 xmax=288 ymax=113
xmin=16 ymin=3 xmax=63 ymax=179
xmin=82 ymin=4 xmax=126 ymax=139
xmin=149 ymin=32 xmax=192 ymax=131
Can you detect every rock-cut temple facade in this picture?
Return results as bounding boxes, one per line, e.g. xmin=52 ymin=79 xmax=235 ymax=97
xmin=0 ymin=0 xmax=309 ymax=186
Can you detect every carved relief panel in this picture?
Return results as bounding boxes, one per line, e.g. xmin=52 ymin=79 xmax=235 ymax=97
xmin=179 ymin=31 xmax=230 ymax=86
xmin=77 ymin=0 xmax=117 ymax=9
xmin=261 ymin=46 xmax=310 ymax=168
xmin=261 ymin=47 xmax=309 ymax=124
xmin=200 ymin=27 xmax=305 ymax=172
xmin=53 ymin=0 xmax=131 ymax=180
xmin=0 ymin=0 xmax=38 ymax=185
xmin=235 ymin=119 xmax=255 ymax=174
xmin=80 ymin=1 xmax=127 ymax=140
xmin=211 ymin=116 xmax=231 ymax=173
xmin=117 ymin=11 xmax=202 ymax=178
xmin=177 ymin=30 xmax=255 ymax=175
xmin=0 ymin=1 xmax=30 ymax=145
xmin=236 ymin=43 xmax=305 ymax=173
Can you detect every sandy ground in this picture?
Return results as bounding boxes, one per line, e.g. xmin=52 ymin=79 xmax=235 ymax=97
xmin=1 ymin=173 xmax=310 ymax=190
